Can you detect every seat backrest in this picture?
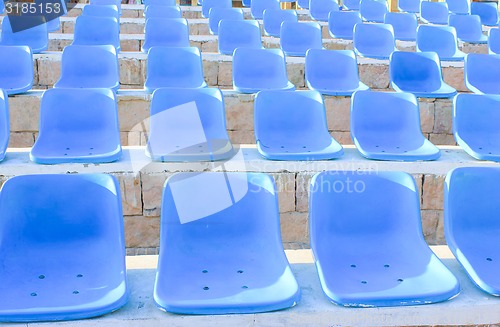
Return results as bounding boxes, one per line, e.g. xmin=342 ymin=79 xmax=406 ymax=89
xmin=417 ymin=25 xmax=459 ymax=58
xmin=471 ymin=1 xmax=499 ymax=26
xmin=328 ymin=11 xmax=362 ymax=39
xmin=465 ymin=53 xmax=500 ymax=94
xmin=489 ymin=28 xmax=500 ymax=54
xmin=218 ymin=20 xmax=262 ymax=55
xmin=359 ymin=0 xmax=388 ymax=23
xmin=353 ymin=23 xmax=395 ymax=58
xmin=0 ymin=45 xmax=33 ymax=95
xmin=0 ymin=90 xmax=9 ymax=161
xmin=390 ymin=51 xmax=443 ymax=91
xmin=209 ymin=7 xmax=244 ymax=35
xmin=1 ymin=16 xmax=48 ymax=53
xmin=448 ymin=14 xmax=483 ymax=42
xmin=202 ymin=0 xmax=231 ymax=18
xmin=420 ymin=1 xmax=449 ymax=24
xmin=398 ymin=0 xmax=421 ymax=13
xmin=73 ymin=15 xmax=120 ymax=50
xmin=446 ymin=0 xmax=470 ymax=14
xmin=384 ymin=12 xmax=417 ymax=41
xmin=82 ymin=4 xmax=120 ymax=18
xmin=280 ymin=21 xmax=323 ymax=56
xmin=143 ymin=18 xmax=190 ymax=52
xmin=309 ymin=0 xmax=339 ymax=21
xmin=263 ymin=8 xmax=298 ymax=37
xmin=251 ymin=0 xmax=280 ymax=19
xmin=144 ymin=5 xmax=181 ymax=19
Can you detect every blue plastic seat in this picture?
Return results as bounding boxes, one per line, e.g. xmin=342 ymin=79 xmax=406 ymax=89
xmin=233 ymin=48 xmax=295 ymax=93
xmin=305 ymin=49 xmax=369 ymax=96
xmin=218 ymin=20 xmax=263 ymax=55
xmin=297 ymin=0 xmax=308 ymax=8
xmin=209 ymin=7 xmax=244 ymax=35
xmin=82 ymin=4 xmax=120 ymax=20
xmin=449 ymin=14 xmax=487 ymax=44
xmin=54 ymin=45 xmax=119 ymax=91
xmin=353 ymin=23 xmax=396 ymax=60
xmin=390 ymin=51 xmax=457 ymax=98
xmin=489 ymin=28 xmax=500 ymax=54
xmin=280 ymin=21 xmax=323 ymax=57
xmin=34 ymin=0 xmax=62 ymax=32
xmin=155 ymin=172 xmax=301 ymax=314
xmin=398 ymin=0 xmax=420 ymax=13
xmin=263 ymin=9 xmax=298 ymax=37
xmin=251 ymin=0 xmax=280 ymax=19
xmin=309 ymin=0 xmax=339 ymax=22
xmin=351 ymin=90 xmax=440 ymax=161
xmin=30 ymin=88 xmax=122 ymax=164
xmin=416 ymin=25 xmax=465 ymax=61
xmin=453 ymin=94 xmax=500 ymax=161
xmin=144 ymin=5 xmax=181 ymax=19
xmin=254 ymin=90 xmax=343 ymax=160
xmin=0 ymin=46 xmax=34 ymax=95
xmin=143 ymin=0 xmax=176 ymax=5
xmin=471 ymin=1 xmax=499 ymax=26
xmin=0 ymin=90 xmax=9 ymax=162
xmin=465 ymin=53 xmax=500 ymax=94
xmin=310 ymin=170 xmax=460 ymax=307
xmin=328 ymin=11 xmax=362 ymax=40
xmin=202 ymin=0 xmax=231 ymax=18
xmin=90 ymin=0 xmax=121 ymax=15
xmin=142 ymin=18 xmax=190 ymax=53
xmin=420 ymin=1 xmax=449 ymax=24
xmin=343 ymin=0 xmax=360 ymax=10
xmin=1 ymin=16 xmax=48 ymax=53
xmin=359 ymin=0 xmax=388 ymax=23
xmin=145 ymin=46 xmax=207 ymax=92
xmin=446 ymin=0 xmax=470 ymax=14
xmin=0 ymin=173 xmax=128 ymax=322
xmin=72 ymin=16 xmax=120 ymax=51
xmin=384 ymin=12 xmax=417 ymax=41
xmin=147 ymin=88 xmax=234 ymax=162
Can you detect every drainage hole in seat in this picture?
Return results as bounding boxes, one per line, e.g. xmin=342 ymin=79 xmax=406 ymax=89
xmin=203 ymin=286 xmax=209 ymax=291
xmin=397 ymin=278 xmax=403 ymax=282
xmin=350 ymin=264 xmax=356 ymax=268
xmin=73 ymin=291 xmax=79 ymax=294
xmin=384 ymin=264 xmax=390 ymax=268
xmin=237 ymin=270 xmax=244 ymax=274
xmin=38 ymin=275 xmax=45 ymax=279
xmin=242 ymin=285 xmax=248 ymax=289
xmin=281 ymin=146 xmax=285 ymax=148
xmin=487 ymin=257 xmax=493 ymax=262
xmin=66 ymin=147 xmax=70 ymax=150
xmin=77 ymin=274 xmax=83 ymax=278
xmin=202 ymin=270 xmax=208 ymax=273
xmin=361 ymin=281 xmax=367 ymax=284
xmin=30 ymin=292 xmax=37 ymax=297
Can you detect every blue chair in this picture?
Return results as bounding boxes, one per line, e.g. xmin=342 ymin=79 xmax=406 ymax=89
xmin=263 ymin=9 xmax=298 ymax=37
xmin=310 ymin=170 xmax=460 ymax=307
xmin=453 ymin=94 xmax=500 ymax=161
xmin=218 ymin=20 xmax=263 ymax=55
xmin=0 ymin=173 xmax=128 ymax=322
xmin=280 ymin=22 xmax=323 ymax=57
xmin=82 ymin=4 xmax=120 ymax=20
xmin=489 ymin=28 xmax=500 ymax=54
xmin=72 ymin=16 xmax=120 ymax=52
xmin=309 ymin=0 xmax=339 ymax=22
xmin=1 ymin=16 xmax=48 ymax=53
xmin=328 ymin=11 xmax=362 ymax=40
xmin=471 ymin=1 xmax=499 ymax=26
xmin=202 ymin=0 xmax=231 ymax=18
xmin=144 ymin=5 xmax=181 ymax=19
xmin=449 ymin=14 xmax=487 ymax=44
xmin=445 ymin=167 xmax=500 ymax=295
xmin=446 ymin=0 xmax=470 ymax=14
xmin=343 ymin=0 xmax=360 ymax=10
xmin=209 ymin=7 xmax=244 ymax=35
xmin=359 ymin=0 xmax=388 ymax=23
xmin=390 ymin=51 xmax=457 ymax=98
xmin=251 ymin=0 xmax=280 ymax=19
xmin=54 ymin=45 xmax=119 ymax=91
xmin=351 ymin=90 xmax=440 ymax=161
xmin=254 ymin=90 xmax=343 ymax=160
xmin=0 ymin=46 xmax=33 ymax=95
xmin=155 ymin=172 xmax=301 ymax=314
xmin=465 ymin=53 xmax=500 ymax=94
xmin=0 ymin=90 xmax=9 ymax=162
xmin=34 ymin=0 xmax=62 ymax=32
xmin=142 ymin=18 xmax=190 ymax=53
xmin=145 ymin=47 xmax=207 ymax=92
xmin=353 ymin=23 xmax=396 ymax=60
xmin=233 ymin=48 xmax=295 ymax=93
xmin=398 ymin=0 xmax=421 ymax=13
xmin=384 ymin=12 xmax=417 ymax=41
xmin=144 ymin=0 xmax=176 ymax=5
xmin=147 ymin=88 xmax=234 ymax=162
xmin=306 ymin=49 xmax=369 ymax=96
xmin=416 ymin=25 xmax=465 ymax=61
xmin=90 ymin=0 xmax=121 ymax=15
xmin=420 ymin=1 xmax=449 ymax=24
xmin=30 ymin=88 xmax=121 ymax=164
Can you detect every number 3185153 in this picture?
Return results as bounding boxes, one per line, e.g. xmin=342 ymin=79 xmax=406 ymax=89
xmin=5 ymin=2 xmax=61 ymax=14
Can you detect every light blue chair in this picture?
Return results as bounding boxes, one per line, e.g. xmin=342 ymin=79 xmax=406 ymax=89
xmin=328 ymin=11 xmax=362 ymax=40
xmin=390 ymin=51 xmax=457 ymax=98
xmin=0 ymin=46 xmax=33 ymax=95
xmin=449 ymin=14 xmax=487 ymax=44
xmin=489 ymin=28 xmax=500 ymax=54
xmin=471 ymin=1 xmax=499 ymax=26
xmin=0 ymin=173 xmax=128 ymax=322
xmin=306 ymin=49 xmax=369 ymax=96
xmin=280 ymin=22 xmax=323 ymax=57
xmin=445 ymin=167 xmax=500 ymax=295
xmin=209 ymin=8 xmax=243 ymax=35
xmin=251 ymin=0 xmax=280 ymax=19
xmin=30 ymin=88 xmax=122 ymax=164
xmin=0 ymin=90 xmax=9 ymax=162
xmin=465 ymin=53 xmax=500 ymax=94
xmin=310 ymin=170 xmax=460 ymax=307
xmin=34 ymin=0 xmax=61 ymax=32
xmin=398 ymin=0 xmax=421 ymax=13
xmin=1 ymin=16 xmax=48 ymax=53
xmin=218 ymin=20 xmax=263 ymax=55
xmin=263 ymin=9 xmax=298 ymax=37
xmin=202 ymin=0 xmax=231 ymax=18
xmin=416 ymin=25 xmax=465 ymax=61
xmin=309 ymin=0 xmax=339 ymax=22
xmin=72 ymin=16 xmax=120 ymax=51
xmin=353 ymin=23 xmax=396 ymax=60
xmin=155 ymin=172 xmax=301 ymax=314
xmin=446 ymin=0 xmax=470 ymax=14
xmin=147 ymin=88 xmax=234 ymax=162
xmin=359 ymin=0 xmax=388 ymax=23
xmin=453 ymin=94 xmax=500 ymax=161
xmin=351 ymin=90 xmax=440 ymax=161
xmin=142 ymin=18 xmax=190 ymax=53
xmin=254 ymin=90 xmax=343 ymax=160
xmin=144 ymin=0 xmax=176 ymax=5
xmin=144 ymin=5 xmax=181 ymax=19
xmin=90 ymin=0 xmax=121 ymax=15
xmin=82 ymin=4 xmax=120 ymax=20
xmin=233 ymin=48 xmax=295 ymax=93
xmin=384 ymin=12 xmax=417 ymax=41
xmin=420 ymin=1 xmax=449 ymax=24
xmin=343 ymin=0 xmax=361 ymax=10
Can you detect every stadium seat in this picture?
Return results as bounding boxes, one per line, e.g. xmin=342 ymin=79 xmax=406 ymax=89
xmin=489 ymin=28 xmax=500 ymax=54
xmin=471 ymin=1 xmax=499 ymax=26
xmin=309 ymin=0 xmax=339 ymax=22
xmin=309 ymin=170 xmax=460 ymax=307
xmin=305 ymin=49 xmax=369 ymax=96
xmin=147 ymin=88 xmax=234 ymax=162
xmin=359 ymin=0 xmax=388 ymax=23
xmin=328 ymin=11 xmax=362 ymax=40
xmin=155 ymin=172 xmax=301 ymax=314
xmin=72 ymin=16 xmax=120 ymax=51
xmin=142 ymin=18 xmax=190 ymax=53
xmin=145 ymin=47 xmax=206 ymax=92
xmin=263 ymin=9 xmax=298 ymax=37
xmin=34 ymin=0 xmax=62 ymax=31
xmin=0 ymin=46 xmax=34 ymax=95
xmin=465 ymin=53 xmax=500 ymax=94
xmin=0 ymin=173 xmax=128 ymax=322
xmin=0 ymin=90 xmax=8 ymax=162
xmin=209 ymin=7 xmax=244 ymax=35
xmin=144 ymin=0 xmax=176 ymax=5
xmin=445 ymin=167 xmax=500 ymax=295
xmin=251 ymin=0 xmax=280 ymax=19
xmin=144 ymin=5 xmax=181 ymax=19
xmin=233 ymin=48 xmax=295 ymax=93
xmin=420 ymin=1 xmax=449 ymax=24
xmin=449 ymin=14 xmax=487 ymax=44
xmin=218 ymin=20 xmax=263 ymax=55
xmin=343 ymin=0 xmax=360 ymax=10
xmin=90 ymin=0 xmax=121 ymax=15
xmin=202 ymin=0 xmax=231 ymax=18
xmin=82 ymin=4 xmax=120 ymax=20
xmin=30 ymin=88 xmax=121 ymax=164
xmin=416 ymin=25 xmax=465 ymax=61
xmin=446 ymin=0 xmax=470 ymax=14
xmin=390 ymin=51 xmax=457 ymax=98
xmin=351 ymin=90 xmax=441 ymax=161
xmin=0 ymin=16 xmax=48 ymax=53
xmin=297 ymin=0 xmax=309 ymax=8
xmin=453 ymin=94 xmax=500 ymax=161
xmin=54 ymin=45 xmax=119 ymax=91
xmin=280 ymin=21 xmax=323 ymax=57
xmin=398 ymin=0 xmax=420 ymax=13
xmin=384 ymin=12 xmax=417 ymax=41
xmin=353 ymin=23 xmax=396 ymax=60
